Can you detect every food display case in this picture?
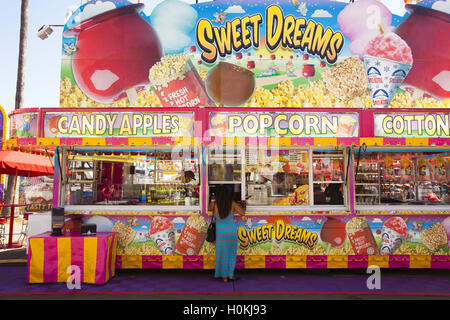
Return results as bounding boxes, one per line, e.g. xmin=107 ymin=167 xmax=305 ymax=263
xmin=63 ymin=146 xmax=201 ymax=210
xmin=354 ymin=149 xmax=450 ymax=209
xmin=354 ymin=155 xmax=380 ymax=205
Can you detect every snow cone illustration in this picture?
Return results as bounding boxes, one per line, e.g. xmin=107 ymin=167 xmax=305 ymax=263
xmin=363 ymin=30 xmax=413 ymax=108
xmin=148 ymin=216 xmax=176 ymax=255
xmin=380 ymin=217 xmax=409 ymax=255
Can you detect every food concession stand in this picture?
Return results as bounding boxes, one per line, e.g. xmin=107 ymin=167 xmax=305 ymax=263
xmin=9 ymin=0 xmax=450 ymax=275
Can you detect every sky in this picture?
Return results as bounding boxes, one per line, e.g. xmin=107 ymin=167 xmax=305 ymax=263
xmin=0 ymin=0 xmax=207 ymax=119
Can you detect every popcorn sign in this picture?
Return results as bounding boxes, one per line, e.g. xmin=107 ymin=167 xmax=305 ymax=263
xmin=209 ymin=112 xmax=359 ymax=137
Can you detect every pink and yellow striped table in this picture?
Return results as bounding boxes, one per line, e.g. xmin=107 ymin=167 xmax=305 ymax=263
xmin=27 ymin=232 xmax=117 ymax=284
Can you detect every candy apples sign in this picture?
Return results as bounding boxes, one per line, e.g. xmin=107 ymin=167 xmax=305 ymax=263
xmin=43 ymin=112 xmax=195 ymax=138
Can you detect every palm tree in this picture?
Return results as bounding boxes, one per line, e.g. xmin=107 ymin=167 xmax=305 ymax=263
xmin=15 ymin=0 xmax=29 ymax=109
xmin=2 ymin=0 xmax=29 ymax=218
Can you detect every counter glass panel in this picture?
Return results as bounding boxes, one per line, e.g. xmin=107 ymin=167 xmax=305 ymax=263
xmin=354 ymin=150 xmax=450 ymax=205
xmin=64 ymin=148 xmax=200 ymax=207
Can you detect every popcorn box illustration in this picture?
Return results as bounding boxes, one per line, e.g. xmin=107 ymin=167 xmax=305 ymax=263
xmin=149 ymin=53 xmax=215 ymax=108
xmin=175 ymin=215 xmax=208 ymax=255
xmin=346 ymin=217 xmax=379 ymax=255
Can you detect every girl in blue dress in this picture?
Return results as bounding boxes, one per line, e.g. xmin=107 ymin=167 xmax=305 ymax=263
xmin=209 ymin=185 xmax=245 ymax=282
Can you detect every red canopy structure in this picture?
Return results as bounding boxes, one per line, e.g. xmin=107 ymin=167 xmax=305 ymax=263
xmin=0 ymin=150 xmax=54 ymax=248
xmin=0 ymin=150 xmax=53 ymax=177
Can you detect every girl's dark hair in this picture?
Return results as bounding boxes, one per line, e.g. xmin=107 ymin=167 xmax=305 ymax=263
xmin=215 ymin=185 xmax=233 ymax=219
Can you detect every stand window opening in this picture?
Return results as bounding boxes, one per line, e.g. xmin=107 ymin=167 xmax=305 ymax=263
xmin=64 ymin=148 xmax=200 ymax=207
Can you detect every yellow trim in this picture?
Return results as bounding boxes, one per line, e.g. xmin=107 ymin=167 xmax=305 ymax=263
xmin=314 ymin=138 xmax=337 ymax=146
xmin=121 ymin=255 xmax=143 ymax=269
xmin=327 ymin=255 xmax=348 ymax=269
xmin=0 ymin=103 xmax=7 ymax=200
xmin=128 ymin=137 xmax=150 ymax=146
xmin=105 ymin=235 xmax=112 ymax=282
xmin=405 ymin=138 xmax=429 ymax=146
xmin=360 ymin=137 xmax=383 ymax=146
xmin=57 ymin=237 xmax=71 ymax=282
xmin=286 ymin=255 xmax=307 ymax=268
xmin=162 ymin=256 xmax=183 ymax=269
xmin=268 ymin=137 xmax=292 ymax=146
xmin=0 ymin=105 xmax=7 ymax=146
xmin=179 ymin=137 xmax=196 ymax=146
xmin=410 ymin=255 xmax=431 ymax=269
xmin=203 ymin=255 xmax=215 ymax=269
xmin=235 ymin=137 xmax=246 ymax=146
xmin=225 ymin=137 xmax=236 ymax=146
xmin=0 ymin=259 xmax=27 ymax=264
xmin=83 ymin=236 xmax=98 ymax=283
xmin=111 ymin=234 xmax=118 ymax=277
xmin=368 ymin=255 xmax=389 ymax=268
xmin=28 ymin=238 xmax=45 ymax=283
xmin=82 ymin=137 xmax=106 ymax=146
xmin=37 ymin=137 xmax=60 ymax=146
xmin=244 ymin=255 xmax=265 ymax=268
xmin=6 ymin=139 xmax=18 ymax=148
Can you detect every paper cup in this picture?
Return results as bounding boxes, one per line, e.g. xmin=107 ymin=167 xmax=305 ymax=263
xmin=336 ymin=115 xmax=357 ymax=137
xmin=149 ymin=227 xmax=176 ymax=255
xmin=380 ymin=226 xmax=405 ymax=255
xmin=363 ymin=55 xmax=412 ymax=108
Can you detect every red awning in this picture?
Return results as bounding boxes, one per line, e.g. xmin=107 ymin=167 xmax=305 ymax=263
xmin=0 ymin=150 xmax=54 ymax=177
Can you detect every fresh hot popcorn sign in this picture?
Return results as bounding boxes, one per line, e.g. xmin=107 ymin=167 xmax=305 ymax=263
xmin=209 ymin=112 xmax=359 ymax=137
xmin=60 ymin=0 xmax=450 ymax=109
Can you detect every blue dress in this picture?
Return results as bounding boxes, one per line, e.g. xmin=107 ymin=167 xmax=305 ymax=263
xmin=215 ymin=212 xmax=238 ymax=279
